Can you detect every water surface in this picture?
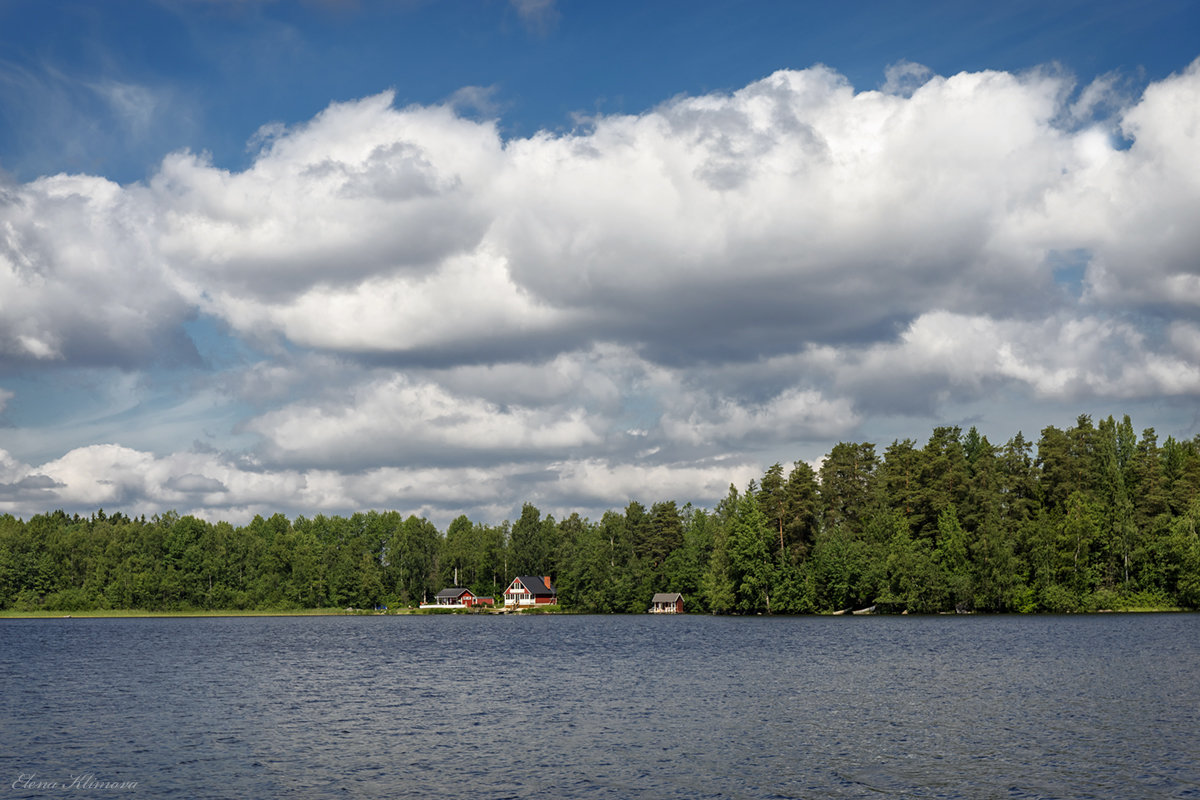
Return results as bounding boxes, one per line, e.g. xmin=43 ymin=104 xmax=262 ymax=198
xmin=2 ymin=614 xmax=1197 ymax=799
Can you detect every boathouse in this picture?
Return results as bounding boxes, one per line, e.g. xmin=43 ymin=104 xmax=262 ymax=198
xmin=504 ymin=576 xmax=557 ymax=607
xmin=648 ymin=593 xmax=685 ymax=614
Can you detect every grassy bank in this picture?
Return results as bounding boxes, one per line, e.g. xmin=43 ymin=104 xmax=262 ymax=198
xmin=0 ymin=608 xmax=363 ymax=619
xmin=0 ymin=606 xmax=590 ymax=618
xmin=0 ymin=606 xmax=559 ymax=618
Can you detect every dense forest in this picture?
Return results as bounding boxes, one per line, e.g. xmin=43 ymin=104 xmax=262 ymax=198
xmin=3 ymin=414 xmax=1200 ymax=614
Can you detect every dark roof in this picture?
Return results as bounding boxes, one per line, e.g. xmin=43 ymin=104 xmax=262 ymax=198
xmin=510 ymin=576 xmax=556 ymax=597
xmin=651 ymin=593 xmax=683 ymax=603
xmin=435 ymin=587 xmax=472 ymax=599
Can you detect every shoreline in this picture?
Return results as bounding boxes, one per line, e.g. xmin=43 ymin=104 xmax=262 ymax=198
xmin=0 ymin=608 xmax=374 ymax=619
xmin=0 ymin=606 xmax=1188 ymax=619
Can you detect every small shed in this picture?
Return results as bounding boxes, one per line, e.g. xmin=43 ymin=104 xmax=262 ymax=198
xmin=649 ymin=593 xmax=685 ymax=614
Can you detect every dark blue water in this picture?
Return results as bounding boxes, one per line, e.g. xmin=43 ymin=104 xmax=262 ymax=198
xmin=1 ymin=614 xmax=1198 ymax=799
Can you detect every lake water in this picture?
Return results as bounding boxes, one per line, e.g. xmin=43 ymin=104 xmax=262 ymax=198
xmin=1 ymin=614 xmax=1198 ymax=799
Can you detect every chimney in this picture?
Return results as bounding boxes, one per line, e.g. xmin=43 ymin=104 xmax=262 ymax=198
xmin=543 ymin=576 xmax=552 ymax=589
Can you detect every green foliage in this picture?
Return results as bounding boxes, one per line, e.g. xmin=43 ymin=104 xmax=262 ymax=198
xmin=809 ymin=525 xmax=883 ymax=612
xmin=1 ymin=412 xmax=1198 ymax=615
xmin=699 ymin=519 xmax=736 ymax=614
xmin=935 ymin=506 xmax=971 ymax=610
xmin=509 ymin=503 xmax=550 ymax=578
xmin=727 ymin=492 xmax=775 ymax=613
xmin=879 ymin=513 xmax=941 ymax=612
xmin=819 ymin=442 xmax=878 ymax=536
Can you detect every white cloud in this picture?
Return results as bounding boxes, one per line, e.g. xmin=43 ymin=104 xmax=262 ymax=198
xmin=112 ymin=63 xmax=1103 ymax=362
xmin=0 ymin=173 xmax=192 ymax=368
xmin=165 ymin=473 xmax=228 ymax=493
xmin=0 ymin=444 xmax=755 ymax=528
xmin=13 ymin=60 xmax=1197 ymax=369
xmin=823 ymin=311 xmax=1200 ymax=406
xmin=234 ymin=249 xmax=568 ymax=354
xmin=245 ymin=373 xmax=603 ymax=468
xmin=15 ymin=444 xmax=302 ymax=516
xmin=544 ymin=458 xmax=760 ymax=510
xmin=156 ymin=92 xmax=502 ymax=302
xmin=1040 ymin=59 xmax=1200 ymax=310
xmin=660 ymin=386 xmax=859 ymax=448
xmin=4 ymin=59 xmax=1200 ymax=523
xmin=431 ymin=345 xmax=631 ymax=411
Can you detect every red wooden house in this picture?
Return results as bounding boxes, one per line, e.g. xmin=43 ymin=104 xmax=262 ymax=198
xmin=421 ymin=588 xmax=494 ymax=609
xmin=504 ymin=576 xmax=557 ymax=607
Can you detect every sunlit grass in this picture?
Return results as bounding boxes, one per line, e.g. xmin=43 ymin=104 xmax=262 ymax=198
xmin=0 ymin=608 xmax=357 ymax=619
xmin=0 ymin=605 xmax=579 ymax=618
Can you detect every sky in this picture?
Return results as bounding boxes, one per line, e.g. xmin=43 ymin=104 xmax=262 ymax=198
xmin=1 ymin=0 xmax=1199 ymax=528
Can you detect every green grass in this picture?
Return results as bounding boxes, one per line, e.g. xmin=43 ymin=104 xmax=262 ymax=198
xmin=0 ymin=605 xmax=526 ymax=618
xmin=0 ymin=608 xmax=359 ymax=619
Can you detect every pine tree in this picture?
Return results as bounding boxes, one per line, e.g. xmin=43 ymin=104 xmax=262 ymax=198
xmin=915 ymin=427 xmax=969 ymax=544
xmin=819 ymin=442 xmax=878 ymax=534
xmin=783 ymin=461 xmax=820 ymax=561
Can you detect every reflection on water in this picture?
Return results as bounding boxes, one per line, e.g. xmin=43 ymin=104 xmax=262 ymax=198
xmin=2 ymin=614 xmax=1198 ymax=799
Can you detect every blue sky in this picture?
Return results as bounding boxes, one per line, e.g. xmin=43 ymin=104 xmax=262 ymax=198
xmin=3 ymin=0 xmax=1195 ymax=182
xmin=1 ymin=0 xmax=1199 ymax=525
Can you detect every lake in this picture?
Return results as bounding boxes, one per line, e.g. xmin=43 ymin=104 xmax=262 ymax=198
xmin=1 ymin=613 xmax=1197 ymax=799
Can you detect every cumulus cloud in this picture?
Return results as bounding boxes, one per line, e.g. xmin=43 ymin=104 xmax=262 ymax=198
xmin=4 ymin=59 xmax=1200 ymax=523
xmin=231 ymin=249 xmax=569 ymax=357
xmin=494 ymin=65 xmax=1083 ymax=354
xmin=816 ymin=311 xmax=1200 ymax=415
xmin=1059 ymin=60 xmax=1200 ymax=311
xmin=156 ymin=93 xmax=502 ymax=300
xmin=0 ymin=444 xmax=751 ymax=527
xmin=657 ymin=382 xmax=859 ymax=450
xmin=164 ymin=473 xmax=228 ymax=494
xmin=15 ymin=60 xmax=1199 ymax=369
xmin=245 ymin=373 xmax=604 ymax=469
xmin=0 ymin=173 xmax=194 ymax=368
xmin=543 ymin=458 xmax=760 ymax=512
xmin=19 ymin=444 xmax=301 ymax=516
xmin=99 ymin=63 xmax=1101 ymax=363
xmin=0 ymin=474 xmax=63 ymax=502
xmin=154 ymin=58 xmax=1192 ymax=369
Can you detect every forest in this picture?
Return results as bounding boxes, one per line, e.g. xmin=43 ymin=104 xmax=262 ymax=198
xmin=2 ymin=414 xmax=1199 ymax=614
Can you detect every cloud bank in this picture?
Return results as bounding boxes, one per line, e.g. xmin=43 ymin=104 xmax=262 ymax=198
xmin=1 ymin=58 xmax=1199 ymax=524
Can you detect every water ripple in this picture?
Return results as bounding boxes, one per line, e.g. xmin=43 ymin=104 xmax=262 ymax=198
xmin=1 ymin=614 xmax=1198 ymax=799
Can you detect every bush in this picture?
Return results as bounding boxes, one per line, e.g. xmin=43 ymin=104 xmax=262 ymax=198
xmin=1040 ymin=583 xmax=1085 ymax=613
xmin=13 ymin=588 xmax=44 ymax=612
xmin=50 ymin=588 xmax=98 ymax=611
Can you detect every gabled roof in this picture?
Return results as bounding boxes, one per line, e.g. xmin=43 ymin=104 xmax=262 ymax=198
xmin=651 ymin=593 xmax=683 ymax=603
xmin=508 ymin=576 xmax=556 ymax=597
xmin=435 ymin=587 xmax=473 ymax=599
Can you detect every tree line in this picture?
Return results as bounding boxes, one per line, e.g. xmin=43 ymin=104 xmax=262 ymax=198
xmin=2 ymin=414 xmax=1199 ymax=614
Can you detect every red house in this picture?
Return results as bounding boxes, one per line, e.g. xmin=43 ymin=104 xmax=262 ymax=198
xmin=421 ymin=588 xmax=494 ymax=609
xmin=504 ymin=576 xmax=557 ymax=607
